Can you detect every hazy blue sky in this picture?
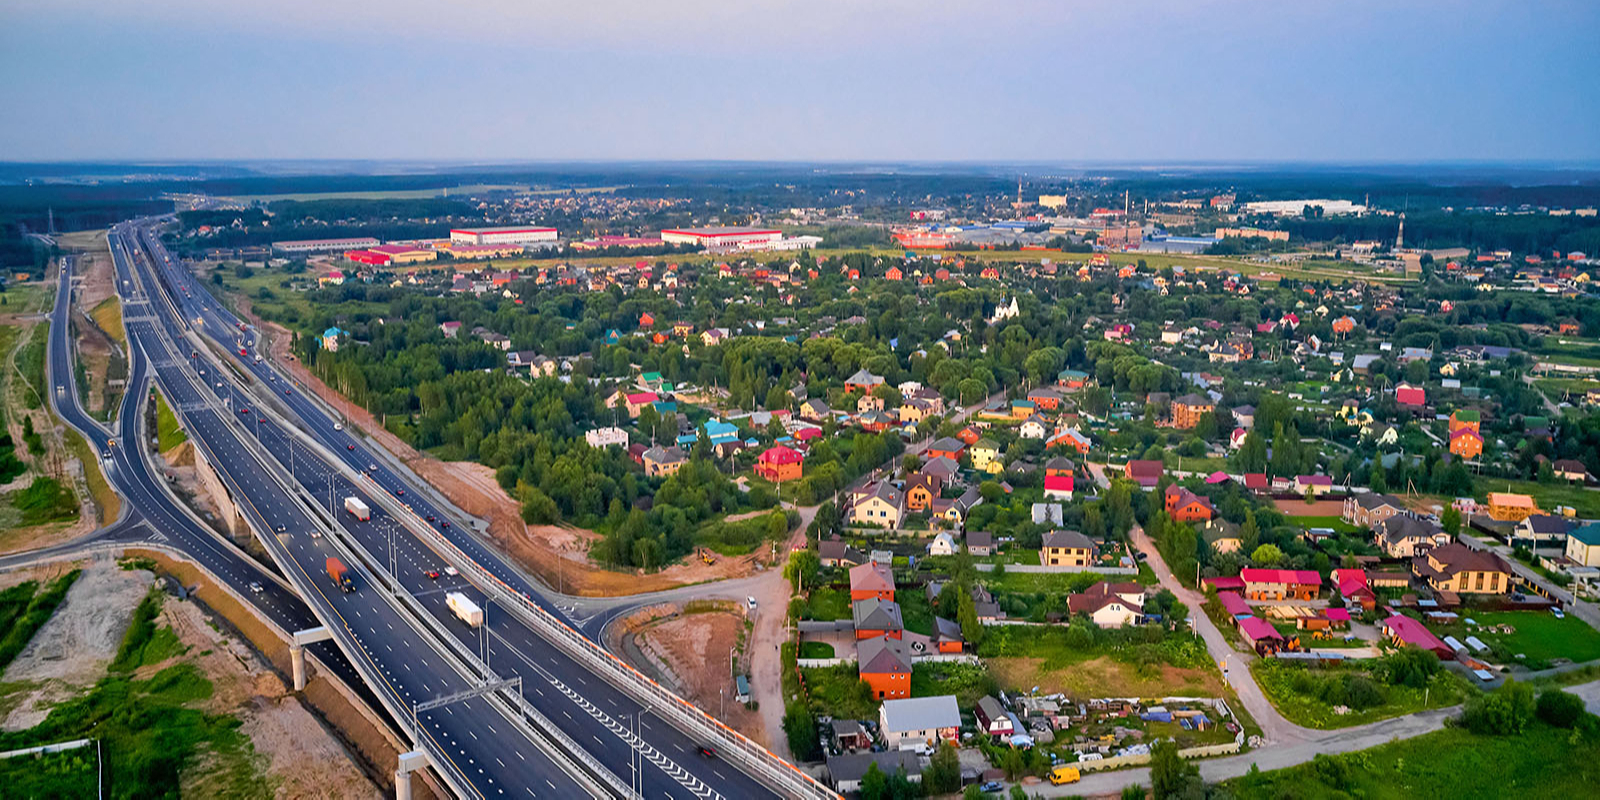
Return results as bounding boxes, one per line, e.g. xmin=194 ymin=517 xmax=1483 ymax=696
xmin=2 ymin=0 xmax=1596 ymax=162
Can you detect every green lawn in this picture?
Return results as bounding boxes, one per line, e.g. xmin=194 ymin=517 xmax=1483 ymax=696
xmin=1289 ymin=515 xmax=1361 ymax=534
xmin=799 ymin=586 xmax=852 ymax=621
xmin=798 ymin=641 xmax=835 ymax=659
xmin=980 ymin=569 xmax=1113 ymax=596
xmin=898 ymin=585 xmax=936 ymax=636
xmin=1251 ymin=658 xmax=1472 ymax=730
xmin=154 ymin=389 xmax=188 ymax=451
xmin=1224 ymin=718 xmax=1600 ymax=800
xmin=1431 ymin=610 xmax=1600 ymax=668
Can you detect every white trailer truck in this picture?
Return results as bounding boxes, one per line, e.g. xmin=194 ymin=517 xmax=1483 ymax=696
xmin=343 ymin=497 xmax=371 ymax=521
xmin=446 ymin=593 xmax=484 ymax=627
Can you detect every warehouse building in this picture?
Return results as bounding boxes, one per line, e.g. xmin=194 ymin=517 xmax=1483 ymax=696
xmin=449 ymin=226 xmax=559 ymax=246
xmin=437 ymin=243 xmax=526 ymax=260
xmin=272 ymin=237 xmax=380 ymax=253
xmin=660 ymin=226 xmax=783 ymax=249
xmin=344 ymin=244 xmax=437 ymax=266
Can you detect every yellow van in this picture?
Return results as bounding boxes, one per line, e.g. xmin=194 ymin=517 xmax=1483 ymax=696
xmin=1049 ymin=765 xmax=1081 ymax=785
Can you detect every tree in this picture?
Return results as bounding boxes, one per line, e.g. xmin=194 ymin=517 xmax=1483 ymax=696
xmin=1149 ymin=739 xmax=1200 ymax=799
xmin=784 ymin=549 xmax=821 ymax=591
xmin=1234 ymin=430 xmax=1267 ymax=473
xmin=1250 ymin=543 xmax=1284 ymax=566
xmin=1441 ymin=506 xmax=1461 ymax=536
xmin=782 ymin=705 xmax=820 ymax=761
xmin=1269 ymin=422 xmax=1298 ymax=477
xmin=1462 ymin=678 xmax=1535 ymax=735
xmin=858 ymin=761 xmax=888 ymax=800
xmin=924 ymin=742 xmax=962 ymax=794
xmin=1240 ymin=510 xmax=1260 ymax=553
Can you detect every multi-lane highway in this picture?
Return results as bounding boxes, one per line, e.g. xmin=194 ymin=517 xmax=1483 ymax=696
xmin=117 ymin=223 xmax=812 ymax=798
xmin=109 ymin=225 xmax=608 ymax=799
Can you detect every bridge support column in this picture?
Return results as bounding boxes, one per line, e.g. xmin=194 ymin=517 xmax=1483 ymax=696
xmin=396 ymin=749 xmax=429 ymax=800
xmin=289 ymin=626 xmax=332 ymax=692
xmin=289 ymin=643 xmax=306 ymax=691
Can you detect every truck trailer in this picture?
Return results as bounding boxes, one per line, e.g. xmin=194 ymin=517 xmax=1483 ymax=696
xmin=326 ymin=557 xmax=354 ymax=592
xmin=446 ymin=592 xmax=484 ymax=627
xmin=344 ymin=497 xmax=370 ymax=521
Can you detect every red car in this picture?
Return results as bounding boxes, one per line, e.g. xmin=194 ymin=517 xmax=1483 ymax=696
xmin=347 ymin=444 xmax=355 ymax=451
xmin=424 ymin=570 xmax=441 ymax=580
xmin=238 ymin=407 xmax=249 ymax=414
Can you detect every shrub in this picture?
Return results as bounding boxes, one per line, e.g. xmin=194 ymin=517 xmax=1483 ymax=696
xmin=1536 ymin=689 xmax=1587 ymax=729
xmin=1462 ymin=679 xmax=1535 ymax=736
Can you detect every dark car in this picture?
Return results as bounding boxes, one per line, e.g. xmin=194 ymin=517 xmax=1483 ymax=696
xmin=696 ymin=746 xmax=716 ymax=758
xmin=440 ymin=521 xmax=450 ymax=529
xmin=980 ymin=781 xmax=1003 ymax=793
xmin=426 ymin=515 xmax=436 ymax=522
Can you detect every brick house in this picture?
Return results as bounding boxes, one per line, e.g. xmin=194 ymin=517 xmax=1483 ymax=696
xmin=1412 ymin=543 xmax=1512 ymax=595
xmin=1040 ymin=530 xmax=1095 ymax=567
xmin=1171 ymin=393 xmax=1215 ymax=429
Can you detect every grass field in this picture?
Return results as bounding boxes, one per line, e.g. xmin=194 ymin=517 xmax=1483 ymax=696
xmin=1478 ymin=477 xmax=1600 ymax=518
xmin=798 ymin=664 xmax=876 ymax=721
xmin=798 ymin=641 xmax=834 ymax=659
xmin=1251 ymin=658 xmax=1471 ymax=730
xmin=1430 ymin=609 xmax=1600 ymax=668
xmin=1224 ymin=718 xmax=1600 ymax=799
xmin=154 ymin=389 xmax=188 ymax=451
xmin=908 ymin=662 xmax=995 ymax=707
xmin=89 ymin=296 xmax=125 ymax=347
xmin=798 ymin=586 xmax=852 ymax=621
xmin=1287 ymin=515 xmax=1362 ymax=533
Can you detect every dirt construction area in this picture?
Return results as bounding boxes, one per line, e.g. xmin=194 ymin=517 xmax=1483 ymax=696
xmin=614 ymin=602 xmax=766 ymax=745
xmin=246 ymin=309 xmax=763 ymax=596
xmin=1270 ymin=497 xmax=1349 ymax=517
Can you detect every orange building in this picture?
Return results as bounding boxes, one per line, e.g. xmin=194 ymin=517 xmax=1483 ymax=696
xmin=1171 ymin=394 xmax=1215 ymax=429
xmin=857 ymin=637 xmax=912 ymax=700
xmin=1448 ymin=427 xmax=1483 ymax=459
xmin=755 ymin=446 xmax=803 ymax=483
xmin=1449 ymin=409 xmax=1481 ymax=434
xmin=1165 ymin=485 xmax=1215 ymax=523
xmin=849 ymin=562 xmax=895 ymax=602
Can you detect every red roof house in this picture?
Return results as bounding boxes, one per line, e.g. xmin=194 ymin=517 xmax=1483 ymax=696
xmin=755 ymin=446 xmax=803 ymax=483
xmin=1240 ymin=568 xmax=1322 ymax=601
xmin=1382 ymin=615 xmax=1452 ymax=659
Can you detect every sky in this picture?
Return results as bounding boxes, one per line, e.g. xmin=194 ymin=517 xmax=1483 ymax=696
xmin=1 ymin=0 xmax=1597 ymax=163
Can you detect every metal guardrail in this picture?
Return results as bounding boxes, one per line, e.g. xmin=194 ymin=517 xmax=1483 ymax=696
xmin=128 ymin=226 xmax=836 ymax=800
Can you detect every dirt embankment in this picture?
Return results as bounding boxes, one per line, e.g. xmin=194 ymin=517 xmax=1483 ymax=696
xmin=246 ymin=308 xmax=761 ymax=596
xmin=125 ymin=548 xmax=423 ymax=799
xmin=614 ymin=602 xmax=766 ymax=745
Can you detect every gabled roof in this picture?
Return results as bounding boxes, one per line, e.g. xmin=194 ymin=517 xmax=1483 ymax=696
xmin=849 ymin=562 xmax=895 ymax=594
xmin=852 ymin=598 xmax=904 ymax=631
xmin=857 ymin=636 xmax=912 ymax=676
xmin=1353 ymin=493 xmax=1406 ymax=511
xmin=1240 ymin=568 xmax=1322 ymax=586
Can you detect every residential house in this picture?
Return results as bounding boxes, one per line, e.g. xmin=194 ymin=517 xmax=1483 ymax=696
xmin=1050 ymin=427 xmax=1093 ymax=455
xmin=584 ymin=426 xmax=629 ymax=449
xmin=1240 ymin=568 xmax=1321 ymax=601
xmin=970 ymin=438 xmax=1002 ymax=472
xmin=1375 ymin=516 xmax=1449 ymax=559
xmin=851 ymin=482 xmax=904 ymax=528
xmin=926 ymin=532 xmax=957 ymax=557
xmin=858 ymin=637 xmax=913 ymax=700
xmin=1553 ymin=459 xmax=1592 ymax=483
xmin=1515 ymin=514 xmax=1576 ymax=547
xmin=852 ymin=598 xmax=904 ymax=640
xmin=844 ymin=369 xmax=886 ymax=395
xmin=1165 ymin=485 xmax=1215 ymax=523
xmin=920 ymin=456 xmax=961 ymax=486
xmin=1019 ymin=415 xmax=1048 ymax=440
xmin=904 ymin=473 xmax=939 ymax=512
xmin=1027 ymin=387 xmax=1063 ymax=411
xmin=1395 ymin=382 xmax=1426 ymax=407
xmin=856 ymin=394 xmax=886 ymax=414
xmin=1486 ymin=492 xmax=1539 ymax=522
xmin=1172 ymin=394 xmax=1215 ymax=429
xmin=1566 ymin=523 xmax=1600 ymax=568
xmin=1200 ymin=518 xmax=1242 ymax=554
xmin=925 ymin=437 xmax=966 ymax=462
xmin=800 ymin=398 xmax=831 ymax=421
xmin=879 ymin=696 xmax=961 ymax=750
xmin=829 ymin=720 xmax=872 ymax=752
xmin=1232 ymin=405 xmax=1256 ymax=430
xmin=848 ymin=562 xmax=896 ymax=602
xmin=1041 ymin=530 xmax=1096 ymax=567
xmin=641 ymin=445 xmax=687 ymax=477
xmin=1124 ymin=460 xmax=1165 ymax=488
xmin=1293 ymin=475 xmax=1334 ymax=497
xmin=439 ymin=321 xmax=462 ymax=338
xmin=932 ymin=617 xmax=964 ymax=654
xmin=940 ymin=486 xmax=985 ymax=527
xmin=1449 ymin=408 xmax=1481 ymax=434
xmin=820 ymin=540 xmax=867 ymax=568
xmin=1043 ymin=468 xmax=1075 ymax=501
xmin=1413 ymin=543 xmax=1513 ymax=594
xmin=755 ymin=445 xmax=803 ymax=483
xmin=975 ymin=696 xmax=1016 ymax=738
xmin=1382 ymin=616 xmax=1453 ymax=659
xmin=826 ymin=752 xmax=922 ymax=794
xmin=1449 ymin=427 xmax=1484 ymax=459
xmin=965 ymin=530 xmax=993 ymax=557
xmin=1344 ymin=493 xmax=1408 ymax=528
xmin=1068 ymin=582 xmax=1144 ymax=628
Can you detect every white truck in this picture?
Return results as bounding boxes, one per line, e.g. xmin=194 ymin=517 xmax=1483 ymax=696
xmin=446 ymin=592 xmax=484 ymax=627
xmin=343 ymin=497 xmax=371 ymax=521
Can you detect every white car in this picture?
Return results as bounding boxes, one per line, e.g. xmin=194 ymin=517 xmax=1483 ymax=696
xmin=443 ymin=567 xmax=459 ymax=577
xmin=334 ymin=423 xmax=343 ymax=431
xmin=747 ymin=597 xmax=758 ymax=609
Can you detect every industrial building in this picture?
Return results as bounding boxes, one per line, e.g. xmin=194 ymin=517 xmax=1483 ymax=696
xmin=449 ymin=226 xmax=559 ymax=246
xmin=570 ymin=235 xmax=666 ymax=251
xmin=1242 ymin=199 xmax=1367 ymax=216
xmin=344 ymin=244 xmax=437 ymax=266
xmin=660 ymin=226 xmax=782 ymax=249
xmin=272 ymin=237 xmax=380 ymax=253
xmin=437 ymin=243 xmax=526 ymax=260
